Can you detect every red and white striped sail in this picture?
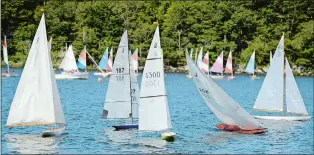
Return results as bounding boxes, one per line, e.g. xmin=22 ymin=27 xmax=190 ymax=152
xmin=224 ymin=51 xmax=233 ymax=74
xmin=131 ymin=48 xmax=138 ymax=71
xmin=106 ymin=47 xmax=113 ymax=72
xmin=210 ymin=51 xmax=224 ymax=74
xmin=201 ymin=52 xmax=209 ymax=73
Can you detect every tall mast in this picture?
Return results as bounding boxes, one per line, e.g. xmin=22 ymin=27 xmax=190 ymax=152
xmin=282 ymin=32 xmax=285 ymax=116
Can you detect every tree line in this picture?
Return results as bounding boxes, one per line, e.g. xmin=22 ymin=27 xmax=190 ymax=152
xmin=1 ymin=0 xmax=313 ymax=70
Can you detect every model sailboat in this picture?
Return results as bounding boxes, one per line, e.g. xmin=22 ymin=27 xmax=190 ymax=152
xmin=102 ymin=30 xmax=139 ymax=130
xmin=245 ymin=51 xmax=257 ymax=79
xmin=94 ymin=47 xmax=108 ymax=76
xmin=201 ymin=51 xmax=209 ymax=75
xmin=253 ymin=34 xmax=311 ymax=121
xmin=131 ymin=48 xmax=139 ymax=75
xmin=6 ymin=14 xmax=66 ymax=137
xmin=55 ymin=45 xmax=88 ymax=80
xmin=210 ymin=51 xmax=224 ymax=79
xmin=138 ymin=26 xmax=175 ymax=141
xmin=185 ymin=51 xmax=266 ymax=134
xmin=225 ymin=50 xmax=235 ymax=79
xmin=186 ymin=48 xmax=193 ymax=79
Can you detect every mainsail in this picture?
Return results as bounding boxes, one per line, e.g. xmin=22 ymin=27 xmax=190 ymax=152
xmin=130 ymin=50 xmax=140 ymax=119
xmin=201 ymin=52 xmax=209 ymax=74
xmin=6 ymin=14 xmax=65 ymax=127
xmin=77 ymin=45 xmax=87 ymax=70
xmin=106 ymin=48 xmax=113 ymax=72
xmin=225 ymin=51 xmax=233 ymax=75
xmin=285 ymin=58 xmax=308 ymax=115
xmin=139 ymin=26 xmax=171 ymax=131
xmin=3 ymin=35 xmax=9 ymax=72
xmin=197 ymin=47 xmax=203 ymax=68
xmin=103 ymin=30 xmax=131 ymax=119
xmin=131 ymin=48 xmax=138 ymax=72
xmin=253 ymin=36 xmax=284 ymax=112
xmin=245 ymin=51 xmax=255 ymax=75
xmin=99 ymin=47 xmax=109 ymax=70
xmin=186 ymin=51 xmax=263 ymax=130
xmin=59 ymin=45 xmax=78 ymax=72
xmin=210 ymin=51 xmax=224 ymax=75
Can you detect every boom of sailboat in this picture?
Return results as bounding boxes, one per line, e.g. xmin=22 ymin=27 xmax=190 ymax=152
xmin=3 ymin=14 xmax=311 ymax=142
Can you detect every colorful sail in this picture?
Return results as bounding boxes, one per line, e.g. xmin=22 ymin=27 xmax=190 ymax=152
xmin=106 ymin=48 xmax=113 ymax=72
xmin=98 ymin=47 xmax=108 ymax=70
xmin=131 ymin=48 xmax=138 ymax=72
xmin=201 ymin=51 xmax=209 ymax=73
xmin=77 ymin=45 xmax=87 ymax=70
xmin=185 ymin=51 xmax=263 ymax=130
xmin=285 ymin=58 xmax=308 ymax=115
xmin=253 ymin=35 xmax=284 ymax=112
xmin=139 ymin=26 xmax=171 ymax=131
xmin=3 ymin=35 xmax=9 ymax=72
xmin=103 ymin=30 xmax=131 ymax=119
xmin=225 ymin=51 xmax=233 ymax=74
xmin=6 ymin=14 xmax=65 ymax=127
xmin=210 ymin=51 xmax=224 ymax=74
xmin=245 ymin=51 xmax=255 ymax=74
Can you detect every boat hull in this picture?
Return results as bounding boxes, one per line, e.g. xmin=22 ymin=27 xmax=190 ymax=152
xmin=161 ymin=132 xmax=176 ymax=142
xmin=253 ymin=115 xmax=312 ymax=121
xmin=112 ymin=124 xmax=138 ymax=131
xmin=94 ymin=72 xmax=112 ymax=77
xmin=42 ymin=126 xmax=65 ymax=137
xmin=210 ymin=75 xmax=224 ymax=79
xmin=227 ymin=76 xmax=236 ymax=80
xmin=55 ymin=72 xmax=88 ymax=80
xmin=216 ymin=123 xmax=267 ymax=134
xmin=186 ymin=74 xmax=192 ymax=79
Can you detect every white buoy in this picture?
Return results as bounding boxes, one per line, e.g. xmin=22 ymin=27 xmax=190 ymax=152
xmin=161 ymin=132 xmax=176 ymax=142
xmin=97 ymin=77 xmax=103 ymax=82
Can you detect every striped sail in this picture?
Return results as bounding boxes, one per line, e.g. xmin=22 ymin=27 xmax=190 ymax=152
xmin=106 ymin=48 xmax=113 ymax=72
xmin=245 ymin=51 xmax=255 ymax=75
xmin=210 ymin=51 xmax=224 ymax=74
xmin=139 ymin=26 xmax=171 ymax=131
xmin=285 ymin=58 xmax=308 ymax=115
xmin=225 ymin=51 xmax=233 ymax=75
xmin=201 ymin=51 xmax=209 ymax=73
xmin=99 ymin=47 xmax=108 ymax=70
xmin=77 ymin=45 xmax=87 ymax=70
xmin=3 ymin=35 xmax=9 ymax=72
xmin=131 ymin=48 xmax=138 ymax=72
xmin=186 ymin=51 xmax=263 ymax=130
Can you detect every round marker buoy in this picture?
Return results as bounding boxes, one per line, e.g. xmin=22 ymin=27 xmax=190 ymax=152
xmin=97 ymin=77 xmax=103 ymax=83
xmin=161 ymin=132 xmax=176 ymax=142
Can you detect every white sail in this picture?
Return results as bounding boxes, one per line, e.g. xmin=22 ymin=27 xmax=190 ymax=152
xmin=103 ymin=30 xmax=131 ymax=119
xmin=186 ymin=51 xmax=263 ymax=130
xmin=59 ymin=45 xmax=78 ymax=71
xmin=197 ymin=47 xmax=203 ymax=68
xmin=6 ymin=14 xmax=65 ymax=126
xmin=130 ymin=50 xmax=140 ymax=119
xmin=3 ymin=36 xmax=9 ymax=72
xmin=139 ymin=26 xmax=171 ymax=131
xmin=188 ymin=48 xmax=194 ymax=76
xmin=285 ymin=58 xmax=308 ymax=115
xmin=253 ymin=35 xmax=284 ymax=112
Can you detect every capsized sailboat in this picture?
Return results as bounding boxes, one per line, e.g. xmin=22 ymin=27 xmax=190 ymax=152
xmin=210 ymin=51 xmax=224 ymax=79
xmin=102 ymin=30 xmax=139 ymax=130
xmin=6 ymin=14 xmax=66 ymax=137
xmin=138 ymin=26 xmax=175 ymax=141
xmin=185 ymin=51 xmax=266 ymax=134
xmin=186 ymin=48 xmax=193 ymax=79
xmin=253 ymin=34 xmax=311 ymax=121
xmin=2 ymin=36 xmax=18 ymax=77
xmin=225 ymin=50 xmax=235 ymax=79
xmin=94 ymin=47 xmax=109 ymax=76
xmin=55 ymin=45 xmax=88 ymax=80
xmin=245 ymin=51 xmax=257 ymax=79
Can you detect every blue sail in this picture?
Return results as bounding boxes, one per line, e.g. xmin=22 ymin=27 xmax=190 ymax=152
xmin=245 ymin=51 xmax=255 ymax=74
xmin=99 ymin=47 xmax=108 ymax=70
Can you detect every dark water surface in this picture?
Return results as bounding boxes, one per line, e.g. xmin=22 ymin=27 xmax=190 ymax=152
xmin=1 ymin=69 xmax=313 ymax=154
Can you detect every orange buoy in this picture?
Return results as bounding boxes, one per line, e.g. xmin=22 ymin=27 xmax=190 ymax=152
xmin=97 ymin=77 xmax=103 ymax=82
